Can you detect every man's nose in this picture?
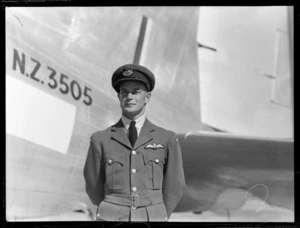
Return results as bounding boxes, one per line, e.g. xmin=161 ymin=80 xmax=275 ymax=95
xmin=127 ymin=93 xmax=133 ymax=99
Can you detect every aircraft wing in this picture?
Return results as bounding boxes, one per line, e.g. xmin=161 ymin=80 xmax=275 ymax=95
xmin=175 ymin=132 xmax=294 ymax=215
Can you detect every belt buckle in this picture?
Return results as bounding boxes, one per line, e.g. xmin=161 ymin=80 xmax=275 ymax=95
xmin=131 ymin=194 xmax=139 ymax=209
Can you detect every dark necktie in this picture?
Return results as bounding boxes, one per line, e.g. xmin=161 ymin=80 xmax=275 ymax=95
xmin=128 ymin=121 xmax=137 ymax=147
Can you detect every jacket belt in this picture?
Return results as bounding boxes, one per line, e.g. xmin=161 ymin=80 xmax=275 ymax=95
xmin=103 ymin=192 xmax=163 ymax=209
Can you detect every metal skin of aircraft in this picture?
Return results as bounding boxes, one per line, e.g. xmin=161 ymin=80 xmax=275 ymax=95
xmin=5 ymin=7 xmax=294 ymax=222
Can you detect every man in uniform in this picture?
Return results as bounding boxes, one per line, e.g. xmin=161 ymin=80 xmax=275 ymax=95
xmin=83 ymin=64 xmax=185 ymax=221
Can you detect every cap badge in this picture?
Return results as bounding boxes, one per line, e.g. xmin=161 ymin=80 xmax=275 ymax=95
xmin=123 ymin=69 xmax=133 ymax=76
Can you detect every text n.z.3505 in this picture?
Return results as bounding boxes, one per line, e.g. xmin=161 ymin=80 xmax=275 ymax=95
xmin=12 ymin=48 xmax=93 ymax=106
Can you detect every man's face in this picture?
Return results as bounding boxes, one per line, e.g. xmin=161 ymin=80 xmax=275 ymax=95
xmin=118 ymin=81 xmax=151 ymax=119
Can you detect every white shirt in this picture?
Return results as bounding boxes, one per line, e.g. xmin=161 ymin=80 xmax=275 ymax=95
xmin=121 ymin=113 xmax=146 ymax=137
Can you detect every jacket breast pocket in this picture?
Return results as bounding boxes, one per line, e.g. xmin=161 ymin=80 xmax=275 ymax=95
xmin=143 ymin=152 xmax=165 ymax=189
xmin=105 ymin=155 xmax=125 ymax=190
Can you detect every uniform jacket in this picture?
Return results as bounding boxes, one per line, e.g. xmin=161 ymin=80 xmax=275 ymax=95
xmin=83 ymin=118 xmax=185 ymax=221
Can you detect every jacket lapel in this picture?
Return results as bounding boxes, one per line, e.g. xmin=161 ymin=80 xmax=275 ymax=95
xmin=111 ymin=119 xmax=132 ymax=149
xmin=134 ymin=118 xmax=155 ymax=150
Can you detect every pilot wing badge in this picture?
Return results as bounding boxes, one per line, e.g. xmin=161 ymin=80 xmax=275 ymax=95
xmin=145 ymin=143 xmax=164 ymax=150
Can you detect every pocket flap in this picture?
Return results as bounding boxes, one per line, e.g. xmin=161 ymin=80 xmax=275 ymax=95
xmin=106 ymin=154 xmax=124 ymax=166
xmin=143 ymin=153 xmax=165 ymax=165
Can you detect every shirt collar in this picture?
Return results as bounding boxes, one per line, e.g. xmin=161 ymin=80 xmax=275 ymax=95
xmin=121 ymin=113 xmax=146 ymax=134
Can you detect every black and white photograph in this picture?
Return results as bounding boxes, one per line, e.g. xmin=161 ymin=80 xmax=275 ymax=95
xmin=5 ymin=6 xmax=294 ymax=223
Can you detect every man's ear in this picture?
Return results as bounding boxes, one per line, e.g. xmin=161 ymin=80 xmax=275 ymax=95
xmin=145 ymin=92 xmax=151 ymax=104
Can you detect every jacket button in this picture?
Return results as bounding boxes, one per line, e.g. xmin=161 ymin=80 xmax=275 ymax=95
xmin=108 ymin=159 xmax=112 ymax=164
xmin=132 ymin=187 xmax=137 ymax=192
xmin=155 ymin=159 xmax=159 ymax=163
xmin=131 ymin=169 xmax=136 ymax=174
xmin=132 ymin=150 xmax=136 ymax=155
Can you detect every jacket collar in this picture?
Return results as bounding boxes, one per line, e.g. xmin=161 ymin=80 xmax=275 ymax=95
xmin=111 ymin=118 xmax=155 ymax=150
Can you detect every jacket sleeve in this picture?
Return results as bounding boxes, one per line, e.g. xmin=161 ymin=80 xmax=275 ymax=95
xmin=83 ymin=134 xmax=105 ymax=206
xmin=162 ymin=133 xmax=186 ymax=218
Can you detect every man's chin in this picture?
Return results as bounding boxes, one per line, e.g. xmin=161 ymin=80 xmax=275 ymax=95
xmin=123 ymin=107 xmax=136 ymax=112
xmin=123 ymin=108 xmax=142 ymax=117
